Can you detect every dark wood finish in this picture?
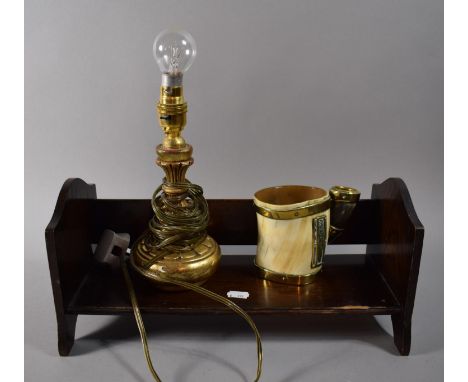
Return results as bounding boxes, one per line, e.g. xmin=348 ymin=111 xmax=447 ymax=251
xmin=45 ymin=178 xmax=424 ymax=356
xmin=209 ymin=198 xmax=380 ymax=245
xmin=72 ymin=198 xmax=379 ymax=246
xmin=69 ymin=255 xmax=399 ymax=315
xmin=366 ymin=178 xmax=424 ymax=355
xmin=45 ymin=178 xmax=97 ymax=355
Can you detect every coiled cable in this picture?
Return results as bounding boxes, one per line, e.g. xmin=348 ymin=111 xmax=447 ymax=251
xmin=122 ymin=179 xmax=263 ymax=381
xmin=146 ymin=181 xmax=209 ymax=253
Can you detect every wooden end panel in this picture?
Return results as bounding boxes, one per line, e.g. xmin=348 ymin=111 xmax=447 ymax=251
xmin=366 ymin=178 xmax=424 ymax=314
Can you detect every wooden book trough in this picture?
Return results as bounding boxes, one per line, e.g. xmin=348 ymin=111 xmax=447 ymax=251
xmin=45 ymin=178 xmax=424 ymax=356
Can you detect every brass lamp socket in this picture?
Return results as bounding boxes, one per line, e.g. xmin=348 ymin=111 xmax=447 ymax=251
xmin=157 ymin=76 xmax=188 ymax=149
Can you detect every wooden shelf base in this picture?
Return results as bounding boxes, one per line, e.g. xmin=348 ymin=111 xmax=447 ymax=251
xmin=70 ymin=255 xmax=400 ymax=315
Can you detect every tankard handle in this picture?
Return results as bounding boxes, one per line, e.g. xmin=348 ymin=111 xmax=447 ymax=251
xmin=328 ymin=186 xmax=360 ymax=243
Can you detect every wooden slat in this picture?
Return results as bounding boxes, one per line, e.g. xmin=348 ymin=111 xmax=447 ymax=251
xmin=69 ymin=255 xmax=400 ymax=315
xmin=69 ymin=198 xmax=380 ymax=246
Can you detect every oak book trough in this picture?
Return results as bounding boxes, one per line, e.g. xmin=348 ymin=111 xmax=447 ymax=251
xmin=45 ymin=177 xmax=424 ymax=356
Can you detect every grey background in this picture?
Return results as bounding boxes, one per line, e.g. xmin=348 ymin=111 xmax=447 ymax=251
xmin=25 ymin=0 xmax=443 ymax=381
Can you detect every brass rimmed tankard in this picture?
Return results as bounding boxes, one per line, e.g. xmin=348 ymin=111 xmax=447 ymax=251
xmin=254 ymin=185 xmax=360 ymax=285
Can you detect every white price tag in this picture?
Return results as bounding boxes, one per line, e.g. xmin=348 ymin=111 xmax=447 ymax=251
xmin=227 ymin=291 xmax=250 ymax=299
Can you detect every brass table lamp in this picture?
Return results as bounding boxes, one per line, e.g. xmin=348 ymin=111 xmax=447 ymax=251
xmin=121 ymin=30 xmax=262 ymax=382
xmin=130 ymin=30 xmax=221 ymax=289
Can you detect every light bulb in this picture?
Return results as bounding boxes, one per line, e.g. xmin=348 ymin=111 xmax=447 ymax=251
xmin=153 ymin=30 xmax=197 ymax=76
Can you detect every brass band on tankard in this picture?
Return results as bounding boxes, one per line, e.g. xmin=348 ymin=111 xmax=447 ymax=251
xmin=255 ymin=198 xmax=331 ymax=220
xmin=254 ymin=184 xmax=360 ymax=285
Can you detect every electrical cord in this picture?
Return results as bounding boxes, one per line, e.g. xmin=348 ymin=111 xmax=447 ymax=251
xmin=121 ymin=179 xmax=263 ymax=381
xmin=147 ymin=181 xmax=208 ymax=251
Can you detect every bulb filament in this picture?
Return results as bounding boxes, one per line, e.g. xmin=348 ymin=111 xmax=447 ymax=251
xmin=169 ymin=45 xmax=181 ymax=73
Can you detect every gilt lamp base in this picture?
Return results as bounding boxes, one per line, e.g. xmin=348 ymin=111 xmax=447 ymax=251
xmin=131 ymin=233 xmax=221 ymax=291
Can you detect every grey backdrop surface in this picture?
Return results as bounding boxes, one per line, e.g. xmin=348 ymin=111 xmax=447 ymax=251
xmin=25 ymin=1 xmax=443 ymax=381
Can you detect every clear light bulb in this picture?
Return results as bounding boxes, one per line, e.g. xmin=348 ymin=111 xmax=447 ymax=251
xmin=153 ymin=30 xmax=197 ymax=76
